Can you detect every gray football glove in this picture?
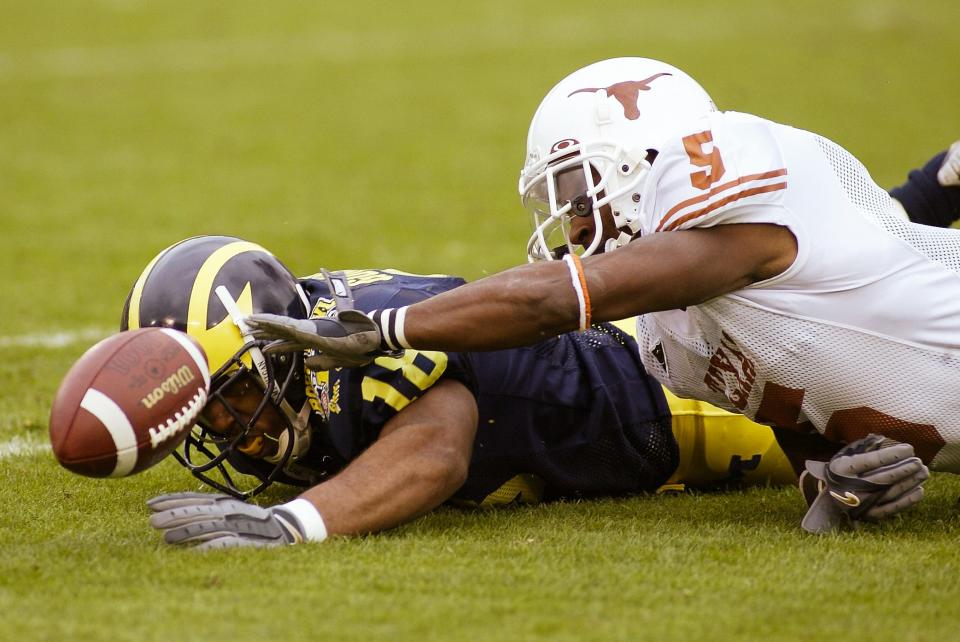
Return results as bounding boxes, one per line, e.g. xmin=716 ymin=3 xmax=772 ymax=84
xmin=245 ymin=310 xmax=387 ymax=369
xmin=148 ymin=492 xmax=308 ymax=550
xmin=800 ymin=434 xmax=929 ymax=534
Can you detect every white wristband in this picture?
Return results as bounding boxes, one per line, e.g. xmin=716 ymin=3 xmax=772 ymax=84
xmin=279 ymin=498 xmax=328 ymax=542
xmin=369 ymin=306 xmax=413 ymax=350
xmin=562 ymin=253 xmax=589 ymax=331
xmin=393 ymin=306 xmax=409 ymax=348
xmin=380 ymin=308 xmax=397 ymax=350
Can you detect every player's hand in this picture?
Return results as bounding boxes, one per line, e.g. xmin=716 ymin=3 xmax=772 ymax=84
xmin=800 ymin=434 xmax=928 ymax=534
xmin=147 ymin=492 xmax=309 ymax=550
xmin=938 ymin=140 xmax=960 ymax=187
xmin=245 ymin=310 xmax=388 ymax=369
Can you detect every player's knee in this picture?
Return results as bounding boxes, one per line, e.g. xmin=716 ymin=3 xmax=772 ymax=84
xmin=443 ymin=447 xmax=471 ymax=490
xmin=420 ymin=443 xmax=471 ymax=493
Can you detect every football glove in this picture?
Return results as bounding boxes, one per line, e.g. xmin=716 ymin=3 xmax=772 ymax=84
xmin=800 ymin=434 xmax=929 ymax=534
xmin=938 ymin=140 xmax=960 ymax=187
xmin=148 ymin=492 xmax=326 ymax=550
xmin=245 ymin=310 xmax=388 ymax=369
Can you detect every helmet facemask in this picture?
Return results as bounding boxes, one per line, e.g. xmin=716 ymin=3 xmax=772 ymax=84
xmin=175 ymin=286 xmax=313 ymax=498
xmin=177 ymin=340 xmax=307 ymax=498
xmin=520 ymin=140 xmax=651 ymax=262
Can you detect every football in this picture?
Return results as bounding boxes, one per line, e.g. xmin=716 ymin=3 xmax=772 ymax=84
xmin=49 ymin=327 xmax=210 ymax=478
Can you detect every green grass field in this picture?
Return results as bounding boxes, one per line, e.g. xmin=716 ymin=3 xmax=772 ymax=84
xmin=2 ymin=1 xmax=959 ymax=640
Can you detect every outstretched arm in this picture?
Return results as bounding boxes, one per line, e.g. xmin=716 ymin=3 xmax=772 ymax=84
xmin=247 ymin=224 xmax=796 ymax=358
xmin=400 ymin=223 xmax=796 ymax=352
xmin=148 ymin=379 xmax=479 ymax=547
xmin=245 ymin=223 xmax=796 ymax=361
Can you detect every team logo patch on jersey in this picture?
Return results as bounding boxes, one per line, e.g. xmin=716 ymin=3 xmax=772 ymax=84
xmin=304 ymin=364 xmax=342 ymax=421
xmin=328 ymin=380 xmax=341 ymax=415
xmin=702 ymin=332 xmax=756 ymax=411
xmin=567 ymin=73 xmax=672 ymax=120
xmin=304 ymin=365 xmax=331 ymax=420
xmin=303 ymin=297 xmax=340 ymax=420
xmin=309 ymin=297 xmax=337 ymax=319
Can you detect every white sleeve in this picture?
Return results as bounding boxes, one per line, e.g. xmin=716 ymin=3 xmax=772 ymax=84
xmin=643 ymin=112 xmax=791 ymax=233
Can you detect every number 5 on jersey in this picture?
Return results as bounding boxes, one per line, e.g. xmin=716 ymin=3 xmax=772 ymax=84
xmin=683 ymin=130 xmax=726 ymax=190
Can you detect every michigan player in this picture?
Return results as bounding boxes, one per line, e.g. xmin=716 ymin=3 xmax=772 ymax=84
xmin=127 ymin=236 xmax=793 ymax=549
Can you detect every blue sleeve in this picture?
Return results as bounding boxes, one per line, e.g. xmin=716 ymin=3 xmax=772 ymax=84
xmin=889 ymin=151 xmax=960 ymax=227
xmin=299 ymin=269 xmax=466 ymax=316
xmin=320 ymin=349 xmax=477 ymax=462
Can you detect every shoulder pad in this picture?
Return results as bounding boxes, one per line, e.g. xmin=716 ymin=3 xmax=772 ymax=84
xmin=643 ymin=112 xmax=789 ymax=233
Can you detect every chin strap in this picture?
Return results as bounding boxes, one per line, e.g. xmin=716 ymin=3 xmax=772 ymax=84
xmin=265 ymin=401 xmax=312 ymax=465
xmin=604 ymin=230 xmax=635 ymax=253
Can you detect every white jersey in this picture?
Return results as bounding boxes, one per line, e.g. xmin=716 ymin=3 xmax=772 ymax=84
xmin=633 ymin=111 xmax=960 ymax=471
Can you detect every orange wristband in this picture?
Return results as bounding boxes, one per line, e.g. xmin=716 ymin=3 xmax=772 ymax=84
xmin=562 ymin=253 xmax=592 ymax=330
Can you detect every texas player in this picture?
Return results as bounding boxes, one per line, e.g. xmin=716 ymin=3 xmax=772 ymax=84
xmin=246 ymin=57 xmax=955 ymax=532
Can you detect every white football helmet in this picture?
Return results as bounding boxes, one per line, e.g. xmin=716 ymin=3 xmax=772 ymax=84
xmin=519 ymin=57 xmax=718 ymax=261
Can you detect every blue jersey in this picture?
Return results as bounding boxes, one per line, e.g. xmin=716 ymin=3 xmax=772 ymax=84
xmin=294 ymin=269 xmax=679 ymax=505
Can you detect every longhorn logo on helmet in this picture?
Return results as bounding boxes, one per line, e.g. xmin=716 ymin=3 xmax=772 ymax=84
xmin=567 ymin=73 xmax=673 ymax=120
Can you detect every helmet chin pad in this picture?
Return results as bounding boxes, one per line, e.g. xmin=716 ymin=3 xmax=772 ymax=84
xmin=604 ymin=230 xmax=636 ymax=253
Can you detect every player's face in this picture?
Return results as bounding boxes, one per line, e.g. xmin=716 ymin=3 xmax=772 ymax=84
xmin=553 ymin=164 xmax=619 ymax=254
xmin=200 ymin=372 xmax=287 ymax=460
xmin=567 ymin=203 xmax=617 ymax=252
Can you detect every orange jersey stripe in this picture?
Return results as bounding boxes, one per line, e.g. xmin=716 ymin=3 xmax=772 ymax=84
xmin=657 ymin=168 xmax=788 ymax=232
xmin=662 ymin=181 xmax=788 ymax=231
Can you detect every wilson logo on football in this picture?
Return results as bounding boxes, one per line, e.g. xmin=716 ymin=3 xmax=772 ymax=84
xmin=140 ymin=365 xmax=197 ymax=409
